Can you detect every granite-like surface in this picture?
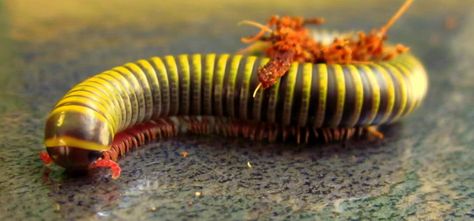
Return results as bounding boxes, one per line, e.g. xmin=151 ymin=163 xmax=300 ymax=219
xmin=0 ymin=0 xmax=473 ymax=220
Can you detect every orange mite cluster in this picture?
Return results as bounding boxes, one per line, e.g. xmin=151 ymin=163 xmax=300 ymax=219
xmin=240 ymin=0 xmax=413 ymax=90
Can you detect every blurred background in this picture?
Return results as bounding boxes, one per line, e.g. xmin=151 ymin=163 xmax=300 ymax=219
xmin=0 ymin=0 xmax=473 ymax=220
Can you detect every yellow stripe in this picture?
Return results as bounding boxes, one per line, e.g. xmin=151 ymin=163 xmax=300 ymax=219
xmin=63 ymin=86 xmax=120 ymax=130
xmin=214 ymin=54 xmax=229 ymax=116
xmin=97 ymin=72 xmax=133 ymax=128
xmin=411 ymin=56 xmax=429 ymax=106
xmin=239 ymin=56 xmax=256 ymax=120
xmin=392 ymin=63 xmax=416 ymax=115
xmin=138 ymin=59 xmax=162 ymax=119
xmin=114 ymin=66 xmax=146 ymax=123
xmin=164 ymin=55 xmax=180 ymax=116
xmin=314 ymin=64 xmax=328 ymax=127
xmin=59 ymin=89 xmax=118 ymax=132
xmin=126 ymin=62 xmax=153 ymax=121
xmin=282 ymin=62 xmax=298 ymax=126
xmin=407 ymin=57 xmax=428 ymax=109
xmin=371 ymin=64 xmax=395 ymax=124
xmin=55 ymin=96 xmax=117 ymax=132
xmin=178 ymin=54 xmax=191 ymax=115
xmin=359 ymin=65 xmax=380 ymax=125
xmin=80 ymin=79 xmax=125 ymax=130
xmin=298 ymin=63 xmax=312 ymax=127
xmin=203 ymin=54 xmax=216 ymax=115
xmin=48 ymin=105 xmax=114 ymax=136
xmin=150 ymin=57 xmax=170 ymax=116
xmin=329 ymin=64 xmax=345 ymax=127
xmin=104 ymin=70 xmax=140 ymax=125
xmin=191 ymin=54 xmax=202 ymax=114
xmin=226 ymin=55 xmax=242 ymax=118
xmin=399 ymin=57 xmax=419 ymax=104
xmin=45 ymin=136 xmax=109 ymax=151
xmin=382 ymin=64 xmax=407 ymax=123
xmin=347 ymin=65 xmax=363 ymax=127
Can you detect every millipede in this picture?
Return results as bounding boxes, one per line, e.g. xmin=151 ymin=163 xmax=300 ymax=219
xmin=40 ymin=0 xmax=428 ymax=179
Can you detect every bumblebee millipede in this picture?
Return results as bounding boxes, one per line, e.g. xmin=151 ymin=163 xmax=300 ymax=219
xmin=40 ymin=0 xmax=428 ymax=179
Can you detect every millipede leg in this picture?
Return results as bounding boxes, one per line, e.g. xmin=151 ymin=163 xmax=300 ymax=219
xmin=366 ymin=126 xmax=384 ymax=140
xmin=89 ymin=159 xmax=121 ymax=179
xmin=96 ymin=117 xmax=386 ymax=179
xmin=39 ymin=151 xmax=53 ymax=166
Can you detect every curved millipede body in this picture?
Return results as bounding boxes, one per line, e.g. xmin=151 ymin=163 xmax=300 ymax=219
xmin=43 ymin=51 xmax=428 ymax=177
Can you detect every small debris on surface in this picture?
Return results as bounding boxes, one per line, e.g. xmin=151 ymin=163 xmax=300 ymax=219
xmin=148 ymin=206 xmax=157 ymax=212
xmin=247 ymin=161 xmax=253 ymax=168
xmin=180 ymin=151 xmax=189 ymax=158
xmin=444 ymin=16 xmax=458 ymax=30
xmin=54 ymin=203 xmax=61 ymax=212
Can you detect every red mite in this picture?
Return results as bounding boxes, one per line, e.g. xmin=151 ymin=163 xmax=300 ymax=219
xmin=239 ymin=0 xmax=413 ymax=95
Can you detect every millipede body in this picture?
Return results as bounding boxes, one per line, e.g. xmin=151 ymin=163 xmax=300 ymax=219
xmin=42 ymin=49 xmax=428 ymax=178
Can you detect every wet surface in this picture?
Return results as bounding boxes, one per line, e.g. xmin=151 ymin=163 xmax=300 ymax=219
xmin=0 ymin=0 xmax=473 ymax=220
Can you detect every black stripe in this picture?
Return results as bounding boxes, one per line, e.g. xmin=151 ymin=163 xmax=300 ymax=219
xmin=392 ymin=63 xmax=412 ymax=116
xmin=291 ymin=63 xmax=304 ymax=126
xmin=148 ymin=58 xmax=169 ymax=117
xmin=247 ymin=57 xmax=261 ymax=121
xmin=340 ymin=66 xmax=355 ymax=127
xmin=355 ymin=66 xmax=372 ymax=126
xmin=94 ymin=75 xmax=127 ymax=116
xmin=276 ymin=65 xmax=288 ymax=125
xmin=234 ymin=56 xmax=247 ymax=119
xmin=200 ymin=55 xmax=207 ymax=115
xmin=114 ymin=68 xmax=142 ymax=114
xmin=260 ymin=79 xmax=271 ymax=123
xmin=401 ymin=60 xmax=419 ymax=106
xmin=201 ymin=54 xmax=213 ymax=115
xmin=221 ymin=55 xmax=232 ymax=117
xmin=188 ymin=54 xmax=197 ymax=114
xmin=258 ymin=59 xmax=271 ymax=123
xmin=211 ymin=55 xmax=219 ymax=116
xmin=323 ymin=65 xmax=337 ymax=127
xmin=248 ymin=57 xmax=259 ymax=120
xmin=116 ymin=67 xmax=146 ymax=121
xmin=213 ymin=55 xmax=232 ymax=117
xmin=136 ymin=60 xmax=160 ymax=119
xmin=124 ymin=64 xmax=149 ymax=119
xmin=175 ymin=55 xmax=186 ymax=115
xmin=308 ymin=64 xmax=320 ymax=127
xmin=370 ymin=65 xmax=388 ymax=125
xmin=382 ymin=64 xmax=402 ymax=122
xmin=71 ymin=82 xmax=121 ymax=121
xmin=105 ymin=70 xmax=139 ymax=125
xmin=163 ymin=57 xmax=179 ymax=116
xmin=55 ymin=95 xmax=109 ymax=123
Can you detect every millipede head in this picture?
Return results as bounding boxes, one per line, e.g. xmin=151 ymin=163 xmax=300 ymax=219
xmin=46 ymin=146 xmax=103 ymax=171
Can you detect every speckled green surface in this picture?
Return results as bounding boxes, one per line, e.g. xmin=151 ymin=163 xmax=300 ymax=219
xmin=0 ymin=0 xmax=473 ymax=220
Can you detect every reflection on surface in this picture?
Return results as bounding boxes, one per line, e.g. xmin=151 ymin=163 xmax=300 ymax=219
xmin=45 ymin=134 xmax=407 ymax=220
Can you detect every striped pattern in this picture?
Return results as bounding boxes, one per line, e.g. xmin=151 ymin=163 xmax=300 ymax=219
xmin=45 ymin=53 xmax=428 ymax=150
